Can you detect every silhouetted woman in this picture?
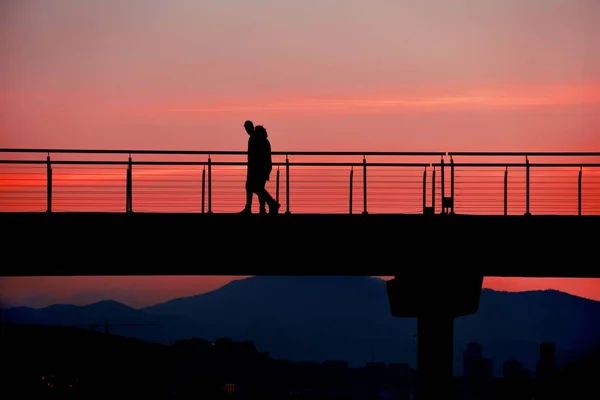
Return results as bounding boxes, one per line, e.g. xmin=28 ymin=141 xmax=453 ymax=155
xmin=241 ymin=124 xmax=280 ymax=215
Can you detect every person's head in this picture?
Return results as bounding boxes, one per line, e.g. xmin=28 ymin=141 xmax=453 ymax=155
xmin=254 ymin=125 xmax=268 ymax=139
xmin=243 ymin=120 xmax=254 ymax=135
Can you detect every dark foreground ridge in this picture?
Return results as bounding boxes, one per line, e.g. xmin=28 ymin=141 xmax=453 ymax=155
xmin=1 ymin=212 xmax=598 ymax=277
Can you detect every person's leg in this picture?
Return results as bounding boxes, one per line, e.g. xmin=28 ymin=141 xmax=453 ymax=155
xmin=240 ymin=179 xmax=253 ymax=213
xmin=258 ymin=192 xmax=267 ymax=215
xmin=256 ymin=180 xmax=280 ymax=214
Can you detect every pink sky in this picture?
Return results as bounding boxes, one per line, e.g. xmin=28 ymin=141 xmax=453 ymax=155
xmin=1 ymin=0 xmax=599 ymax=151
xmin=0 ymin=0 xmax=599 ymax=307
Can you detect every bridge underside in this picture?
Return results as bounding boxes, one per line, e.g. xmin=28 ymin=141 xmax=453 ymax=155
xmin=1 ymin=212 xmax=597 ymax=277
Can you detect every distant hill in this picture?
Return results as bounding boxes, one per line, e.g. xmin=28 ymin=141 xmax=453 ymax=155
xmin=3 ymin=276 xmax=600 ymax=375
xmin=0 ymin=299 xmax=202 ymax=344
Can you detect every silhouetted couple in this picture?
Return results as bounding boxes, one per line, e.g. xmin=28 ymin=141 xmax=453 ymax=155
xmin=240 ymin=120 xmax=280 ymax=215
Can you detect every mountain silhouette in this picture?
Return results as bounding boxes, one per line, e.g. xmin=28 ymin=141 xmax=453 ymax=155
xmin=0 ymin=299 xmax=201 ymax=344
xmin=2 ymin=276 xmax=599 ymax=375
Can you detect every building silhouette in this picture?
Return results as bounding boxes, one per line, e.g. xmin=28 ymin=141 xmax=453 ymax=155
xmin=536 ymin=342 xmax=556 ymax=379
xmin=463 ymin=343 xmax=493 ymax=383
xmin=462 ymin=342 xmax=493 ymax=399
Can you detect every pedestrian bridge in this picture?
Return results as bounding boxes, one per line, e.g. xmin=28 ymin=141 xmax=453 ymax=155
xmin=1 ymin=148 xmax=598 ymax=278
xmin=0 ymin=211 xmax=597 ymax=277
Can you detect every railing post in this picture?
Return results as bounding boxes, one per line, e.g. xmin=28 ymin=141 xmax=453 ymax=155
xmin=285 ymin=155 xmax=291 ymax=214
xmin=126 ymin=155 xmax=133 ymax=213
xmin=201 ymin=167 xmax=206 ymax=214
xmin=504 ymin=167 xmax=508 ymax=216
xmin=525 ymin=156 xmax=531 ymax=216
xmin=125 ymin=167 xmax=129 ymax=213
xmin=46 ymin=154 xmax=52 ymax=213
xmin=450 ymin=157 xmax=455 ymax=214
xmin=207 ymin=156 xmax=212 ymax=214
xmin=349 ymin=167 xmax=354 ymax=215
xmin=276 ymin=167 xmax=280 ymax=205
xmin=578 ymin=167 xmax=582 ymax=216
xmin=362 ymin=156 xmax=368 ymax=214
xmin=440 ymin=157 xmax=445 ymax=214
xmin=431 ymin=167 xmax=436 ymax=214
xmin=422 ymin=168 xmax=427 ymax=214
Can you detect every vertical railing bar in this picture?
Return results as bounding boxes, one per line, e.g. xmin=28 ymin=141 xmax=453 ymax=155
xmin=285 ymin=155 xmax=291 ymax=214
xmin=46 ymin=154 xmax=52 ymax=213
xmin=422 ymin=168 xmax=427 ymax=214
xmin=525 ymin=156 xmax=530 ymax=216
xmin=201 ymin=167 xmax=206 ymax=214
xmin=130 ymin=155 xmax=133 ymax=213
xmin=207 ymin=155 xmax=212 ymax=214
xmin=578 ymin=167 xmax=582 ymax=216
xmin=440 ymin=157 xmax=445 ymax=214
xmin=349 ymin=167 xmax=354 ymax=215
xmin=126 ymin=154 xmax=133 ymax=213
xmin=276 ymin=167 xmax=280 ymax=205
xmin=431 ymin=167 xmax=436 ymax=214
xmin=504 ymin=167 xmax=508 ymax=216
xmin=362 ymin=156 xmax=368 ymax=215
xmin=125 ymin=167 xmax=129 ymax=213
xmin=450 ymin=156 xmax=455 ymax=214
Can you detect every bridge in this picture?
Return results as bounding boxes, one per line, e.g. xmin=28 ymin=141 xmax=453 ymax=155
xmin=2 ymin=147 xmax=599 ymax=400
xmin=1 ymin=148 xmax=598 ymax=278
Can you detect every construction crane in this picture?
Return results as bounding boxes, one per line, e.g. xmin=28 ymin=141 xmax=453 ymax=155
xmin=88 ymin=318 xmax=160 ymax=335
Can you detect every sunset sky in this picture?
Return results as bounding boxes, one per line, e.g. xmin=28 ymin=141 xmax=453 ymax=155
xmin=1 ymin=0 xmax=599 ymax=307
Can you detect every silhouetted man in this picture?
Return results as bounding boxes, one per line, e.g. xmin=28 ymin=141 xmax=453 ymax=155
xmin=241 ymin=120 xmax=266 ymax=214
xmin=240 ymin=122 xmax=280 ymax=215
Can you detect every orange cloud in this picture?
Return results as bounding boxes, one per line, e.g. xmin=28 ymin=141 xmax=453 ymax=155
xmin=133 ymin=82 xmax=600 ymax=116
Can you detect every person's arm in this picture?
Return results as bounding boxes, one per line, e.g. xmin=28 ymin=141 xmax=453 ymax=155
xmin=247 ymin=137 xmax=256 ymax=166
xmin=264 ymin=140 xmax=273 ymax=179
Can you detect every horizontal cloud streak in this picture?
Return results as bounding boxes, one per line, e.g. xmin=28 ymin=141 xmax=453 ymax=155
xmin=164 ymin=95 xmax=600 ymax=115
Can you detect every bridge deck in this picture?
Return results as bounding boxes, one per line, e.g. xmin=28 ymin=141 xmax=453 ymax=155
xmin=1 ymin=212 xmax=597 ymax=277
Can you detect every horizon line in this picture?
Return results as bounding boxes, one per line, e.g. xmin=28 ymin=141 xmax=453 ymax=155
xmin=0 ymin=281 xmax=591 ymax=311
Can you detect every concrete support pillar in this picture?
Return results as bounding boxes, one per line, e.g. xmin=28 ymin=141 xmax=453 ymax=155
xmin=417 ymin=315 xmax=455 ymax=400
xmin=386 ymin=275 xmax=484 ymax=400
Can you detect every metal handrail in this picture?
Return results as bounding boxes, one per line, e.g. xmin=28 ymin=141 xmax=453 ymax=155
xmin=2 ymin=148 xmax=600 ymax=157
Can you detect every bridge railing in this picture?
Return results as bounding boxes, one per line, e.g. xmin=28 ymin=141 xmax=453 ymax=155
xmin=0 ymin=149 xmax=599 ymax=215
